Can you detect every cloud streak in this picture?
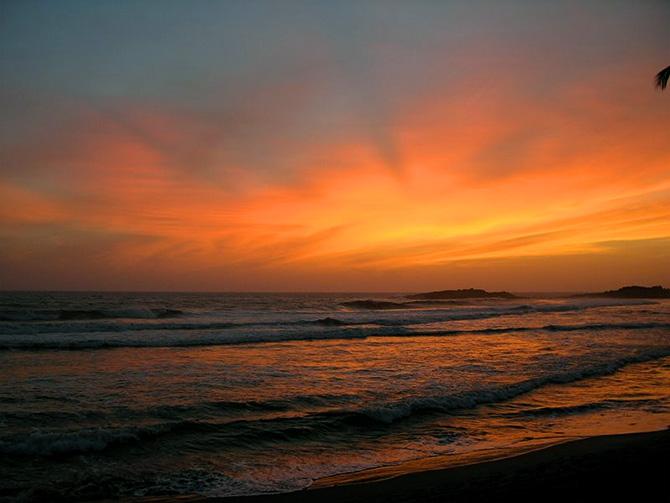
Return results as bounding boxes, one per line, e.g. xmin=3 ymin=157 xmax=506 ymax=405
xmin=1 ymin=1 xmax=669 ymax=290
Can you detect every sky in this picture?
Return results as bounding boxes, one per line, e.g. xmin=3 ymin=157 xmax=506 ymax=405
xmin=1 ymin=0 xmax=669 ymax=292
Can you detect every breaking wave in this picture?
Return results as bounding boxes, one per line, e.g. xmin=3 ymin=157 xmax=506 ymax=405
xmin=1 ymin=321 xmax=668 ymax=351
xmin=3 ymin=347 xmax=668 ymax=458
xmin=0 ymin=298 xmax=658 ymax=338
xmin=0 ymin=307 xmax=184 ymax=322
xmin=0 ymin=424 xmax=174 ymax=456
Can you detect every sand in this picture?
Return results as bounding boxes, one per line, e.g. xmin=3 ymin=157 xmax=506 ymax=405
xmin=204 ymin=428 xmax=670 ymax=503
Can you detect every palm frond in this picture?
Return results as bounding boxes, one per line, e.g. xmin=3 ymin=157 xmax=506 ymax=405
xmin=656 ymin=65 xmax=670 ymax=90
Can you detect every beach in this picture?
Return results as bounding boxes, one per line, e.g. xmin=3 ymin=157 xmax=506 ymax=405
xmin=214 ymin=428 xmax=670 ymax=503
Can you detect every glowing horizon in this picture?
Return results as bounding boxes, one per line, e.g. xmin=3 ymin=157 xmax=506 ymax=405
xmin=1 ymin=0 xmax=669 ymax=291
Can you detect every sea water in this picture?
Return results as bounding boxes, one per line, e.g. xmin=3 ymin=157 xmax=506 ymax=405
xmin=1 ymin=291 xmax=669 ymax=500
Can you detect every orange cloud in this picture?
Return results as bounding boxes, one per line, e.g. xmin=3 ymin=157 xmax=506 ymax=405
xmin=1 ymin=50 xmax=669 ymax=291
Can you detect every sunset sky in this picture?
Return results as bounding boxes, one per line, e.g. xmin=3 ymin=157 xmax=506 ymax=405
xmin=1 ymin=0 xmax=669 ymax=292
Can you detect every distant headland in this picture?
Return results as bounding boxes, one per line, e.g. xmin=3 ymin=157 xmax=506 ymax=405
xmin=340 ymin=288 xmax=517 ymax=310
xmin=574 ymin=285 xmax=670 ymax=299
xmin=340 ymin=286 xmax=669 ymax=311
xmin=406 ymin=288 xmax=518 ymax=300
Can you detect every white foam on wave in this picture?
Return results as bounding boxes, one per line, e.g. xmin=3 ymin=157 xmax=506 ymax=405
xmin=0 ymin=307 xmax=184 ymax=322
xmin=355 ymin=347 xmax=670 ymax=424
xmin=0 ymin=423 xmax=173 ymax=456
xmin=6 ymin=348 xmax=668 ymax=459
xmin=1 ymin=320 xmax=668 ymax=351
xmin=0 ymin=298 xmax=660 ymax=339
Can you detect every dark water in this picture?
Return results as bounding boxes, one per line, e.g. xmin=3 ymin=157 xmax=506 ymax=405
xmin=1 ymin=292 xmax=669 ymax=501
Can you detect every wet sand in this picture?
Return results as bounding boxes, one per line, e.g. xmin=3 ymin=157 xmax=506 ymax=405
xmin=208 ymin=428 xmax=670 ymax=503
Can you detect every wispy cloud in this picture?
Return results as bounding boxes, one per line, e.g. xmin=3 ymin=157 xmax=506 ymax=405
xmin=1 ymin=1 xmax=668 ymax=290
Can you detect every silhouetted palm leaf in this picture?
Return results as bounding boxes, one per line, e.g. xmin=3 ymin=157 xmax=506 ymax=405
xmin=656 ymin=65 xmax=670 ymax=90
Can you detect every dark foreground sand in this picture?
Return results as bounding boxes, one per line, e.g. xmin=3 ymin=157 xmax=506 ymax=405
xmin=204 ymin=428 xmax=670 ymax=503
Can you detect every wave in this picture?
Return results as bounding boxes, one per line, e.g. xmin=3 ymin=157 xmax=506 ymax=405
xmin=0 ymin=316 xmax=356 ymax=336
xmin=333 ymin=348 xmax=670 ymax=424
xmin=510 ymin=398 xmax=661 ymax=418
xmin=434 ymin=321 xmax=670 ymax=336
xmin=128 ymin=394 xmax=346 ymax=420
xmin=0 ymin=419 xmax=254 ymax=457
xmin=4 ymin=349 xmax=668 ymax=458
xmin=543 ymin=322 xmax=670 ymax=331
xmin=1 ymin=320 xmax=668 ymax=351
xmin=0 ymin=298 xmax=658 ymax=338
xmin=0 ymin=423 xmax=175 ymax=456
xmin=0 ymin=307 xmax=184 ymax=322
xmin=0 ymin=416 xmax=335 ymax=457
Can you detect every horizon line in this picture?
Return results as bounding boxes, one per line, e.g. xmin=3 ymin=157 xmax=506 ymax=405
xmin=1 ymin=285 xmax=662 ymax=295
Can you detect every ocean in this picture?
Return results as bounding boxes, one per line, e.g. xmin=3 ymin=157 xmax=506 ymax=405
xmin=1 ymin=291 xmax=669 ymax=501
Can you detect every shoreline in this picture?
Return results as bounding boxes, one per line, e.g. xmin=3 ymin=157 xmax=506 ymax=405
xmin=309 ymin=434 xmax=586 ymax=489
xmin=202 ymin=428 xmax=670 ymax=503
